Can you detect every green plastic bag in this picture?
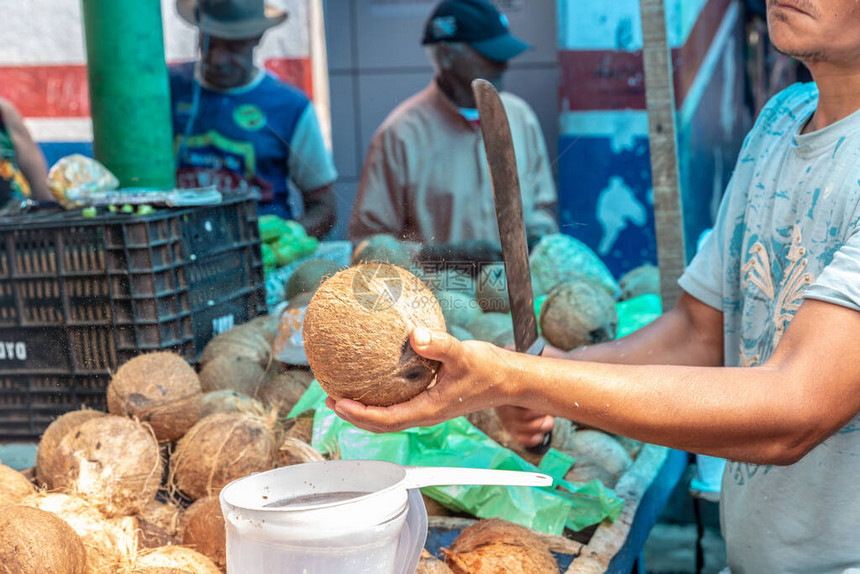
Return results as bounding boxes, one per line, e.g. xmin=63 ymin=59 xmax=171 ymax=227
xmin=289 ymin=383 xmax=623 ymax=534
xmin=615 ymin=293 xmax=663 ymax=339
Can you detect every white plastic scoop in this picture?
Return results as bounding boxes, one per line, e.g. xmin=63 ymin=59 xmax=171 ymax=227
xmin=399 ymin=465 xmax=552 ymax=490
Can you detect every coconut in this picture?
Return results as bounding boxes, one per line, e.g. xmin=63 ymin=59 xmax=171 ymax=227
xmin=169 ymin=412 xmax=277 ymax=501
xmin=564 ymin=461 xmax=622 ymax=489
xmin=283 ymin=414 xmax=314 ymax=444
xmin=286 ymin=259 xmax=343 ymax=300
xmin=198 ymin=354 xmax=266 ymax=397
xmin=443 ymin=518 xmax=557 ymax=574
xmin=303 ymin=263 xmax=446 ymax=407
xmin=529 ymin=233 xmax=620 ymax=299
xmin=0 ymin=505 xmax=88 ymax=573
xmin=22 ymin=491 xmax=140 ymax=573
xmin=131 ymin=546 xmax=221 ymax=574
xmin=257 ymin=365 xmax=314 ymax=418
xmin=466 ymin=312 xmax=515 ymax=347
xmin=351 ymin=233 xmax=414 ymax=268
xmin=475 ymin=264 xmax=510 ymax=313
xmin=447 ymin=324 xmax=473 ymax=341
xmin=276 ymin=436 xmax=325 ymax=468
xmin=619 ymin=263 xmax=660 ymax=300
xmin=107 ymin=352 xmax=203 ymax=444
xmin=0 ymin=463 xmax=35 ymax=505
xmin=418 ymin=549 xmax=455 ymax=574
xmin=539 ymin=279 xmax=618 ymax=351
xmin=36 ymin=408 xmax=105 ymax=489
xmin=137 ymin=498 xmax=182 ymax=545
xmin=613 ymin=434 xmax=644 ymax=460
xmin=179 ymin=496 xmax=226 ymax=570
xmin=436 ymin=290 xmax=483 ymax=331
xmin=51 ymin=415 xmax=163 ymax=517
xmin=199 ymin=390 xmax=263 ymax=419
xmin=556 ymin=429 xmax=632 ymax=477
xmin=199 ymin=323 xmax=272 ymax=368
xmin=131 ymin=569 xmax=193 ymax=574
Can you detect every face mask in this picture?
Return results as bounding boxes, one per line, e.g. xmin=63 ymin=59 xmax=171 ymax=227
xmin=458 ymin=107 xmax=481 ymax=122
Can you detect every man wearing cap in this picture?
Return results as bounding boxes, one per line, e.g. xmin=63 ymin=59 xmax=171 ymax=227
xmin=171 ymin=0 xmax=337 ymax=238
xmin=348 ymin=0 xmax=558 ymax=263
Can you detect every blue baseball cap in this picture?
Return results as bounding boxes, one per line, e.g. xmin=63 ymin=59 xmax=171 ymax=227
xmin=421 ymin=0 xmax=530 ymax=62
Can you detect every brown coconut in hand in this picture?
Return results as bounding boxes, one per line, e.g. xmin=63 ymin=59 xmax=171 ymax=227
xmin=169 ymin=412 xmax=277 ymax=501
xmin=179 ymin=496 xmax=227 ymax=570
xmin=107 ymin=352 xmax=202 ymax=444
xmin=303 ymin=263 xmax=446 ymax=406
xmin=51 ymin=415 xmax=163 ymax=517
xmin=539 ymin=279 xmax=618 ymax=351
xmin=443 ymin=518 xmax=558 ymax=574
xmin=0 ymin=462 xmax=36 ymax=506
xmin=35 ymin=407 xmax=105 ymax=489
xmin=0 ymin=505 xmax=88 ymax=574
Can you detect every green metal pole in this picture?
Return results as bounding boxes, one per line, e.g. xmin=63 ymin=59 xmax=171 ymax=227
xmin=82 ymin=0 xmax=175 ymax=189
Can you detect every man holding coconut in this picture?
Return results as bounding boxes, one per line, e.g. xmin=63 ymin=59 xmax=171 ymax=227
xmin=347 ymin=0 xmax=558 ymax=263
xmin=328 ymin=0 xmax=860 ymax=570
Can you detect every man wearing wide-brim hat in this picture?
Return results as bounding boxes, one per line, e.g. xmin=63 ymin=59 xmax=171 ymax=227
xmin=347 ymin=0 xmax=558 ymax=264
xmin=171 ymin=0 xmax=337 ymax=238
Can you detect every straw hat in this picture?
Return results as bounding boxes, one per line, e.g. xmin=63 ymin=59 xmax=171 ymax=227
xmin=177 ymin=0 xmax=287 ymax=39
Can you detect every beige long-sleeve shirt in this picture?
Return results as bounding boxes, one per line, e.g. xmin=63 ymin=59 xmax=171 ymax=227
xmin=348 ymin=81 xmax=558 ymax=243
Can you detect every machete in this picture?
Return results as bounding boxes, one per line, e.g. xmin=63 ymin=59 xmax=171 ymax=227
xmin=472 ymin=78 xmax=550 ymax=454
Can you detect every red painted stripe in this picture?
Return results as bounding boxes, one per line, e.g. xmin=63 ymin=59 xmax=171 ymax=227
xmin=0 ymin=57 xmax=313 ymax=119
xmin=559 ymin=0 xmax=731 ymax=111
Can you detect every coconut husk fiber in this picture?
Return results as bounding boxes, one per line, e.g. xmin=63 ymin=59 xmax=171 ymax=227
xmin=539 ymin=279 xmax=618 ymax=351
xmin=0 ymin=463 xmax=35 ymax=506
xmin=442 ymin=518 xmax=558 ymax=574
xmin=283 ymin=414 xmax=314 ymax=444
xmin=257 ymin=365 xmax=314 ymax=419
xmin=22 ymin=491 xmax=140 ymax=573
xmin=417 ymin=549 xmax=455 ymax=574
xmin=169 ymin=412 xmax=277 ymax=501
xmin=0 ymin=505 xmax=87 ymax=574
xmin=179 ymin=496 xmax=226 ymax=570
xmin=199 ymin=390 xmax=263 ymax=419
xmin=198 ymin=354 xmax=266 ymax=397
xmin=130 ymin=545 xmax=221 ymax=574
xmin=36 ymin=407 xmax=105 ymax=489
xmin=198 ymin=322 xmax=273 ymax=368
xmin=130 ymin=568 xmax=193 ymax=574
xmin=303 ymin=264 xmax=446 ymax=407
xmin=137 ymin=499 xmax=182 ymax=545
xmin=108 ymin=352 xmax=202 ymax=444
xmin=51 ymin=415 xmax=163 ymax=517
xmin=276 ymin=436 xmax=325 ymax=467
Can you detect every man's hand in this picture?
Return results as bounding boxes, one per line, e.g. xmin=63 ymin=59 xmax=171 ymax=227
xmin=326 ymin=327 xmax=516 ymax=433
xmin=495 ymin=405 xmax=554 ymax=447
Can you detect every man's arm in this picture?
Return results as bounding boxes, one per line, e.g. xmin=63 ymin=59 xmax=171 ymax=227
xmin=297 ymin=183 xmax=336 ymax=239
xmin=1 ymin=99 xmax=52 ymax=201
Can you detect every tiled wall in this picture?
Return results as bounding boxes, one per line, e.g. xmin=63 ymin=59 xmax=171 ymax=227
xmin=324 ymin=0 xmax=560 ymax=240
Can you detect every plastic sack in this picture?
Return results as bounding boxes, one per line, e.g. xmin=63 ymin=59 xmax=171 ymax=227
xmin=47 ymin=154 xmax=119 ymax=209
xmin=615 ymin=293 xmax=663 ymax=338
xmin=288 ymin=383 xmax=623 ymax=535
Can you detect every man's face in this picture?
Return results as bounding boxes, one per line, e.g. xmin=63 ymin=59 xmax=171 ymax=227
xmin=447 ymin=44 xmax=508 ymax=95
xmin=200 ymin=34 xmax=262 ymax=89
xmin=767 ymin=0 xmax=860 ymax=65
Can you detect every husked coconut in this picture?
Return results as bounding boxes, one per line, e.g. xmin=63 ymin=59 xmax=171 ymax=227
xmin=466 ymin=312 xmax=515 ymax=347
xmin=436 ymin=290 xmax=483 ymax=331
xmin=199 ymin=390 xmax=263 ymax=419
xmin=131 ymin=545 xmax=221 ymax=574
xmin=0 ymin=505 xmax=87 ymax=573
xmin=443 ymin=518 xmax=557 ymax=574
xmin=179 ymin=496 xmax=226 ymax=570
xmin=557 ymin=429 xmax=632 ymax=478
xmin=539 ymin=280 xmax=618 ymax=351
xmin=107 ymin=352 xmax=202 ymax=444
xmin=613 ymin=434 xmax=644 ymax=459
xmin=51 ymin=415 xmax=163 ymax=517
xmin=283 ymin=414 xmax=314 ymax=444
xmin=131 ymin=569 xmax=193 ymax=574
xmin=351 ymin=234 xmax=414 ymax=268
xmin=564 ymin=461 xmax=622 ymax=489
xmin=417 ymin=549 xmax=455 ymax=573
xmin=22 ymin=491 xmax=139 ymax=573
xmin=198 ymin=354 xmax=266 ymax=397
xmin=257 ymin=365 xmax=314 ymax=418
xmin=475 ymin=264 xmax=510 ymax=313
xmin=169 ymin=412 xmax=276 ymax=500
xmin=137 ymin=498 xmax=182 ymax=545
xmin=303 ymin=264 xmax=446 ymax=406
xmin=276 ymin=436 xmax=325 ymax=467
xmin=199 ymin=323 xmax=272 ymax=368
xmin=36 ymin=408 xmax=105 ymax=489
xmin=530 ymin=233 xmax=619 ymax=299
xmin=0 ymin=462 xmax=35 ymax=505
xmin=619 ymin=263 xmax=660 ymax=300
xmin=286 ymin=259 xmax=343 ymax=300
xmin=447 ymin=324 xmax=473 ymax=341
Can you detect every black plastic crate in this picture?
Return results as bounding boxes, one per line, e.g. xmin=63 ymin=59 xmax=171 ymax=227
xmin=0 ymin=196 xmax=266 ymax=439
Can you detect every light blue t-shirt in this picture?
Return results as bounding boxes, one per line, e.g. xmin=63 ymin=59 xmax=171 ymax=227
xmin=680 ymin=83 xmax=860 ymax=573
